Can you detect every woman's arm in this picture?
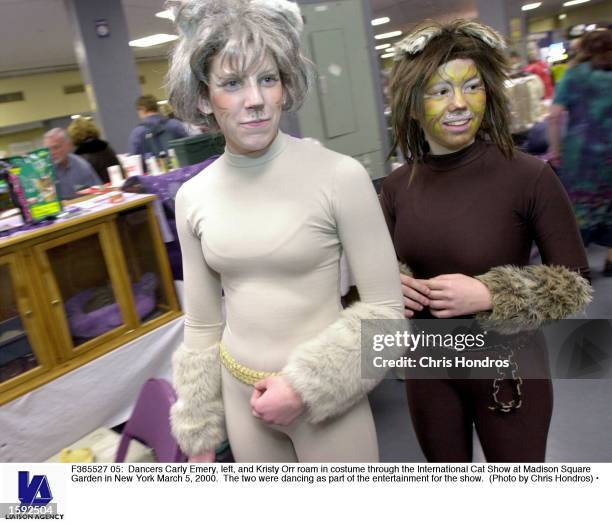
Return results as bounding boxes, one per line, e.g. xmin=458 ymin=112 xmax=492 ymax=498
xmin=547 ymin=103 xmax=566 ymax=168
xmin=281 ymin=157 xmax=406 ymax=424
xmin=381 ymin=176 xmax=433 ymax=318
xmin=170 ymin=186 xmax=226 ymax=458
xmin=474 ymin=164 xmax=591 ymax=333
xmin=332 ymin=158 xmax=404 ymax=315
xmin=547 ymin=66 xmax=574 ymax=169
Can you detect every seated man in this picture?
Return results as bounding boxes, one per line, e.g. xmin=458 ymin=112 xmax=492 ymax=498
xmin=43 ymin=128 xmax=102 ymax=200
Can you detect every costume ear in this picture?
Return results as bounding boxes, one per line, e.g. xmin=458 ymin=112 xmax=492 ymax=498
xmin=396 ymin=25 xmax=443 ymax=55
xmin=459 ymin=21 xmax=507 ymax=50
xmin=198 ymin=97 xmax=213 ymax=115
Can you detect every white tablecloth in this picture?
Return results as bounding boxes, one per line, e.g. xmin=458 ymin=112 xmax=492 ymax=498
xmin=0 ymin=284 xmax=186 ymax=463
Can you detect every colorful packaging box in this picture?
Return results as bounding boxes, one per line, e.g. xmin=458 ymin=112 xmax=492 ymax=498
xmin=6 ymin=148 xmax=62 ymax=222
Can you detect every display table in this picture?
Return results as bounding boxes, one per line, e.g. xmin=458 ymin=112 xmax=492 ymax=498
xmin=0 ymin=311 xmax=183 ymax=462
xmin=0 ymin=192 xmax=182 ymax=405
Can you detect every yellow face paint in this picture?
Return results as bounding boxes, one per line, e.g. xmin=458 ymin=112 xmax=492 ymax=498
xmin=421 ymin=58 xmax=486 ymax=155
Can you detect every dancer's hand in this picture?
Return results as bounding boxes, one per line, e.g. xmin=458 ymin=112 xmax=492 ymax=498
xmin=400 ymin=273 xmax=431 ymax=318
xmin=188 ymin=450 xmax=216 ymax=462
xmin=250 ymin=376 xmax=305 ymax=426
xmin=427 ymin=274 xmax=492 ymax=318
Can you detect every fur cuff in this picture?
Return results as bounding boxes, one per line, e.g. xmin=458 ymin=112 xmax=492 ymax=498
xmin=475 ymin=264 xmax=592 ymax=334
xmin=170 ymin=343 xmax=226 ymax=456
xmin=283 ymin=302 xmax=405 ymax=424
xmin=398 ymin=262 xmax=413 ymax=278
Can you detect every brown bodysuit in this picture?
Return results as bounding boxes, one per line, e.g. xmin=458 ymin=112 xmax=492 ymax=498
xmin=380 ymin=140 xmax=589 ymax=462
xmin=380 ymin=140 xmax=589 ymax=288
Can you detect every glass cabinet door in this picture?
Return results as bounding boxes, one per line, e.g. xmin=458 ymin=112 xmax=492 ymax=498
xmin=33 ymin=224 xmax=133 ymax=357
xmin=0 ymin=253 xmax=50 ymax=394
xmin=115 ymin=206 xmax=178 ymax=326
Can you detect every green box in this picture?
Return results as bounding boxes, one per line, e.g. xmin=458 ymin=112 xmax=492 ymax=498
xmin=168 ymin=133 xmax=225 ymax=167
xmin=7 ymin=148 xmax=62 ymax=222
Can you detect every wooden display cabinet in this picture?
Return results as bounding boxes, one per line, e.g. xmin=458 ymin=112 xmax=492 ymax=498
xmin=0 ymin=194 xmax=182 ymax=405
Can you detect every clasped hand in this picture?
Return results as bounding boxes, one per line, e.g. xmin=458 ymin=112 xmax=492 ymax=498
xmin=250 ymin=375 xmax=305 ymax=426
xmin=189 ymin=376 xmax=305 ymax=462
xmin=401 ymin=272 xmax=492 ymax=318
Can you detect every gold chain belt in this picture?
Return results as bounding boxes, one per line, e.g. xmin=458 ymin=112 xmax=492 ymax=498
xmin=219 ymin=341 xmax=280 ymax=386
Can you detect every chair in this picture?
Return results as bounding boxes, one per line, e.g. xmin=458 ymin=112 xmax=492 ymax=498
xmin=115 ymin=378 xmax=186 ymax=463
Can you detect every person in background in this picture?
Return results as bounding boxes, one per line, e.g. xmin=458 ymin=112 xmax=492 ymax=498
xmin=382 ymin=19 xmax=591 ymax=462
xmin=43 ymin=128 xmax=102 ymax=200
xmin=567 ymin=37 xmax=582 ymax=65
xmin=549 ymin=29 xmax=612 ymax=276
xmin=68 ymin=118 xmax=121 ymax=184
xmin=128 ymin=94 xmax=188 ymax=157
xmin=508 ymin=50 xmax=523 ymax=76
xmin=525 ymin=46 xmax=554 ymax=99
xmin=551 ymin=58 xmax=569 ymax=84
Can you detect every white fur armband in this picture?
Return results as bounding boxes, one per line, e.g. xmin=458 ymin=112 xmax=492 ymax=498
xmin=170 ymin=343 xmax=226 ymax=457
xmin=282 ymin=302 xmax=406 ymax=424
xmin=475 ymin=264 xmax=592 ymax=334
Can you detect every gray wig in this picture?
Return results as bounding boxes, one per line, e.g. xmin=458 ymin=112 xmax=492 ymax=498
xmin=166 ymin=0 xmax=313 ymax=128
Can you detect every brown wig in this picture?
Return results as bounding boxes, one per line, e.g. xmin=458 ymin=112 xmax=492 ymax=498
xmin=136 ymin=94 xmax=160 ymax=113
xmin=576 ymin=29 xmax=612 ymax=71
xmin=389 ymin=19 xmax=514 ymax=164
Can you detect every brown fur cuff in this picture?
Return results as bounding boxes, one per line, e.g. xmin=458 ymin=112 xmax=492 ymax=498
xmin=398 ymin=261 xmax=413 ymax=278
xmin=283 ymin=302 xmax=406 ymax=424
xmin=475 ymin=264 xmax=592 ymax=334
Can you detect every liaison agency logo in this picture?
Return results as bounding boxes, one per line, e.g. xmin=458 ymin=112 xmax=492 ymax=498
xmin=0 ymin=470 xmax=65 ymax=520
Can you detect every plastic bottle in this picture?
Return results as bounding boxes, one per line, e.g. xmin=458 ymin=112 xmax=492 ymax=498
xmin=158 ymin=151 xmax=169 ymax=173
xmin=144 ymin=153 xmax=161 ymax=175
xmin=168 ymin=148 xmax=179 ymax=170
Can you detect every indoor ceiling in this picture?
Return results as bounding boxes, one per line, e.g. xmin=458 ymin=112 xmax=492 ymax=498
xmin=0 ymin=0 xmax=608 ymax=77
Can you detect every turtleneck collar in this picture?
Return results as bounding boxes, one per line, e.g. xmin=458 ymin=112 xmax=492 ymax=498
xmin=421 ymin=140 xmax=487 ymax=172
xmin=223 ymin=131 xmax=288 ymax=168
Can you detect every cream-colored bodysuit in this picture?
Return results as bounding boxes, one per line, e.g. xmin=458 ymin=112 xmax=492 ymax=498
xmin=175 ymin=131 xmax=403 ymax=462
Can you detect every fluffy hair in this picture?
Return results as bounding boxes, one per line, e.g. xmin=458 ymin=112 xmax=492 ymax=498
xmin=136 ymin=94 xmax=160 ymax=113
xmin=576 ymin=28 xmax=611 ymax=71
xmin=165 ymin=0 xmax=313 ymax=129
xmin=43 ymin=128 xmax=69 ymax=142
xmin=67 ymin=118 xmax=100 ymax=147
xmin=389 ymin=19 xmax=514 ymax=164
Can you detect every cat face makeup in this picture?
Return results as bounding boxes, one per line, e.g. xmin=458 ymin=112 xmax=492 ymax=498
xmin=200 ymin=52 xmax=284 ymax=157
xmin=420 ymin=58 xmax=486 ymax=155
